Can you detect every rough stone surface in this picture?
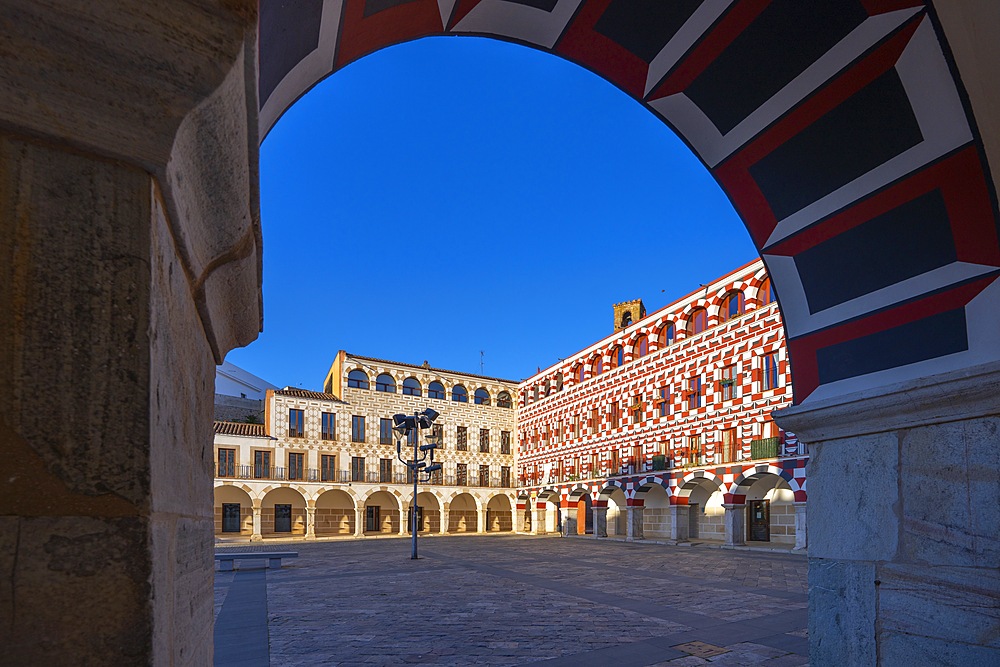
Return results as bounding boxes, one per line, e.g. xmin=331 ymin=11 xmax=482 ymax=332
xmin=807 ymin=558 xmax=876 ymax=666
xmin=805 ymin=432 xmax=899 ymax=561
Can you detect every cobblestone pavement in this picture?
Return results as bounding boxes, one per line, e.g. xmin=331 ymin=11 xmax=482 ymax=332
xmin=214 ymin=535 xmax=808 ymax=666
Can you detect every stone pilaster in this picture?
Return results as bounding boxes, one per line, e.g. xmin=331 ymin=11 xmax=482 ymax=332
xmin=514 ymin=506 xmax=525 ymax=533
xmin=440 ymin=508 xmax=450 ymax=534
xmin=477 ymin=508 xmax=487 ymax=533
xmin=723 ymin=504 xmax=746 ymax=546
xmin=305 ymin=507 xmax=316 ymax=540
xmin=532 ymin=508 xmax=546 ymax=534
xmin=625 ymin=506 xmax=644 ymax=542
xmin=669 ymin=505 xmax=690 ymax=542
xmin=793 ymin=502 xmax=807 ymax=551
xmin=354 ymin=508 xmax=365 ymax=537
xmin=561 ymin=507 xmax=578 ymax=537
xmin=593 ymin=507 xmax=608 ymax=537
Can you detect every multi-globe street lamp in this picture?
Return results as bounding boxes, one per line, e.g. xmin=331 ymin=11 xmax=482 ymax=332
xmin=392 ymin=408 xmax=442 ymax=559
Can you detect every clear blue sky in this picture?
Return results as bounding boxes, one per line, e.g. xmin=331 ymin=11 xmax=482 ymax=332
xmin=226 ymin=36 xmax=755 ymax=389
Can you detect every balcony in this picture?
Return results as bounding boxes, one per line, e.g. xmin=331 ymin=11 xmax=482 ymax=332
xmin=749 ymin=436 xmax=781 ymax=460
xmin=213 ymin=465 xmax=516 ymax=489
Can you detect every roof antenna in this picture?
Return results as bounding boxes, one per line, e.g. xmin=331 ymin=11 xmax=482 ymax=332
xmin=480 ymin=350 xmax=485 ymax=374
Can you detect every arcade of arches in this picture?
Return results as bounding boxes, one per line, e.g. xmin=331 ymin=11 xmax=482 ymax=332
xmin=2 ymin=2 xmax=999 ymax=665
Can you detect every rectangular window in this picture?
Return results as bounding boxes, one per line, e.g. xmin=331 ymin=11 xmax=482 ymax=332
xmin=351 ymin=456 xmax=365 ymax=482
xmin=321 ymin=454 xmax=337 ymax=482
xmin=610 ymin=449 xmax=619 ymax=474
xmin=456 ymin=463 xmax=468 ymax=486
xmin=479 ymin=428 xmax=490 ymax=453
xmin=657 ymin=387 xmax=671 ymax=417
xmin=217 ymin=448 xmax=235 ymax=477
xmin=321 ymin=412 xmax=335 ymax=440
xmin=479 ymin=464 xmax=490 ymax=487
xmin=500 ymin=430 xmax=511 ymax=455
xmin=432 ymin=424 xmax=444 ymax=449
xmin=690 ymin=435 xmax=702 ymax=464
xmin=573 ymin=417 xmax=580 ymax=438
xmin=379 ymin=418 xmax=393 ymax=445
xmin=500 ymin=466 xmax=511 ymax=487
xmin=253 ymin=450 xmax=271 ymax=479
xmin=351 ymin=415 xmax=366 ymax=443
xmin=687 ymin=377 xmax=702 ymax=410
xmin=610 ymin=401 xmax=619 ymax=429
xmin=632 ymin=445 xmax=643 ymax=473
xmin=379 ymin=458 xmax=393 ymax=483
xmin=721 ymin=428 xmax=737 ymax=463
xmin=456 ymin=426 xmax=468 ymax=451
xmin=721 ymin=365 xmax=737 ymax=401
xmin=590 ymin=408 xmax=600 ymax=433
xmin=288 ymin=452 xmax=304 ymax=480
xmin=407 ymin=429 xmax=417 ymax=447
xmin=764 ymin=353 xmax=779 ymax=390
xmin=288 ymin=408 xmax=304 ymax=438
xmin=631 ymin=395 xmax=643 ymax=424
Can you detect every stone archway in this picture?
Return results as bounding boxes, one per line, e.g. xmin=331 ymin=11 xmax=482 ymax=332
xmin=447 ymin=492 xmax=479 ymax=533
xmin=315 ymin=489 xmax=356 ymax=536
xmin=260 ymin=487 xmax=307 ymax=538
xmin=6 ymin=3 xmax=1000 ymax=664
xmin=214 ymin=485 xmax=253 ymax=537
xmin=485 ymin=494 xmax=513 ymax=532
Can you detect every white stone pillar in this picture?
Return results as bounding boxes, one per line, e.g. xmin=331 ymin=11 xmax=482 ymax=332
xmin=251 ymin=506 xmax=262 ymax=542
xmin=305 ymin=507 xmax=316 ymax=540
xmin=354 ymin=507 xmax=365 ymax=537
xmin=626 ymin=505 xmax=644 ymax=542
xmin=669 ymin=505 xmax=690 ymax=542
xmin=477 ymin=508 xmax=487 ymax=533
xmin=514 ymin=505 xmax=526 ymax=533
xmin=532 ymin=507 xmax=545 ymax=535
xmin=398 ymin=505 xmax=408 ymax=535
xmin=440 ymin=509 xmax=450 ymax=534
xmin=593 ymin=507 xmax=608 ymax=537
xmin=793 ymin=502 xmax=807 ymax=551
xmin=723 ymin=504 xmax=746 ymax=546
xmin=561 ymin=505 xmax=578 ymax=537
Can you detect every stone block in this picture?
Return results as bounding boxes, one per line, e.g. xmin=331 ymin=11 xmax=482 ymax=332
xmin=878 ymin=562 xmax=1000 ymax=649
xmin=880 ymin=632 xmax=1000 ymax=665
xmin=899 ymin=416 xmax=1000 ymax=567
xmin=806 ymin=432 xmax=899 ymax=560
xmin=808 ymin=558 xmax=876 ymax=666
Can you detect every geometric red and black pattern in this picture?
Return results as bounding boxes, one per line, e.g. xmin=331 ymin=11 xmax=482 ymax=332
xmin=259 ymin=0 xmax=1000 ymax=405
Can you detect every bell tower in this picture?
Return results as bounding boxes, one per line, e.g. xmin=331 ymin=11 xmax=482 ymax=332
xmin=613 ymin=299 xmax=645 ymax=331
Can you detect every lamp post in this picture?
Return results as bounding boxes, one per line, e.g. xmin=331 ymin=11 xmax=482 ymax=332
xmin=392 ymin=409 xmax=442 ymax=560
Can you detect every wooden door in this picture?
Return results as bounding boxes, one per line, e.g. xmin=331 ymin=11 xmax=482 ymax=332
xmin=748 ymin=500 xmax=770 ymax=541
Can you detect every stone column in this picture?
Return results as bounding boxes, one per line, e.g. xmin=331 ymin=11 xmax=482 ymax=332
xmin=561 ymin=505 xmax=578 ymax=537
xmin=593 ymin=507 xmax=608 ymax=537
xmin=477 ymin=508 xmax=487 ymax=533
xmin=776 ymin=365 xmax=1000 ymax=665
xmin=399 ymin=505 xmax=408 ymax=535
xmin=354 ymin=507 xmax=365 ymax=537
xmin=532 ymin=507 xmax=546 ymax=535
xmin=625 ymin=505 xmax=644 ymax=542
xmin=723 ymin=504 xmax=746 ymax=546
xmin=669 ymin=505 xmax=690 ymax=542
xmin=793 ymin=502 xmax=807 ymax=551
xmin=514 ymin=505 xmax=525 ymax=533
xmin=251 ymin=506 xmax=263 ymax=542
xmin=440 ymin=508 xmax=450 ymax=534
xmin=305 ymin=507 xmax=316 ymax=540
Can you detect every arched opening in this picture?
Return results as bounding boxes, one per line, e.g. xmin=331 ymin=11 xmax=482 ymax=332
xmin=635 ymin=484 xmax=670 ymax=539
xmin=402 ymin=377 xmax=422 ymax=396
xmin=261 ymin=487 xmax=307 ymax=538
xmin=536 ymin=489 xmax=561 ymax=534
xmin=486 ymin=494 xmax=513 ymax=532
xmin=315 ymin=489 xmax=356 ymax=536
xmin=600 ymin=487 xmax=628 ymax=537
xmin=677 ymin=478 xmax=726 ymax=542
xmin=517 ymin=493 xmax=533 ymax=532
xmin=451 ymin=385 xmax=468 ymax=403
xmin=409 ymin=491 xmax=440 ymax=533
xmin=719 ymin=290 xmax=745 ymax=323
xmin=214 ymin=485 xmax=253 ymax=537
xmin=474 ymin=387 xmax=491 ymax=405
xmin=688 ymin=307 xmax=708 ymax=335
xmin=736 ymin=473 xmax=797 ymax=545
xmin=348 ymin=369 xmax=370 ymax=389
xmin=428 ymin=380 xmax=445 ymax=400
xmin=497 ymin=390 xmax=513 ymax=408
xmin=448 ymin=493 xmax=478 ymax=533
xmin=363 ymin=491 xmax=400 ymax=534
xmin=375 ymin=373 xmax=396 ymax=393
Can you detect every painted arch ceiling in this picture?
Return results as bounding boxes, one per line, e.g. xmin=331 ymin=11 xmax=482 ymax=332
xmin=258 ymin=0 xmax=1000 ymax=406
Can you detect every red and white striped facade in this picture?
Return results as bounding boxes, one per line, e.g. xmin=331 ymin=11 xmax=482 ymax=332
xmin=515 ymin=259 xmax=806 ymax=547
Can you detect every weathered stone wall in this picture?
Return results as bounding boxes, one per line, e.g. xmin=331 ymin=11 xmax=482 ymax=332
xmin=214 ymin=394 xmax=265 ymax=423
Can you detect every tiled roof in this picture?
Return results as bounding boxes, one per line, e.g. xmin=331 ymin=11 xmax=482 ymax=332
xmin=349 ymin=354 xmax=521 ymax=385
xmin=274 ymin=387 xmax=343 ymax=402
xmin=213 ymin=421 xmax=267 ymax=437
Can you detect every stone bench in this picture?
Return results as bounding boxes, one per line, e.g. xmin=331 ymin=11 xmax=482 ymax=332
xmin=215 ymin=551 xmax=298 ymax=571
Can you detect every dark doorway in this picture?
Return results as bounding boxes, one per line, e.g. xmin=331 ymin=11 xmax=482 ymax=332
xmin=274 ymin=504 xmax=292 ymax=533
xmin=408 ymin=506 xmax=423 ymax=533
xmin=366 ymin=505 xmax=381 ymax=532
xmin=688 ymin=503 xmax=699 ymax=538
xmin=583 ymin=495 xmax=594 ymax=534
xmin=222 ymin=503 xmax=241 ymax=533
xmin=748 ymin=500 xmax=770 ymax=541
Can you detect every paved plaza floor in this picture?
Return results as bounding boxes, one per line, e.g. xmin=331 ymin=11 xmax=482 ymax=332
xmin=214 ymin=535 xmax=808 ymax=666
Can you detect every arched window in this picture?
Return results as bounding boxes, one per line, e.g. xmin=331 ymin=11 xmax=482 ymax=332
xmin=555 ymin=373 xmax=564 ymax=391
xmin=375 ymin=373 xmax=396 ymax=393
xmin=689 ymin=308 xmax=708 ymax=335
xmin=474 ymin=388 xmax=491 ymax=405
xmin=428 ymin=380 xmax=445 ymax=399
xmin=660 ymin=323 xmax=675 ymax=347
xmin=497 ymin=391 xmax=512 ymax=408
xmin=543 ymin=378 xmax=551 ymax=396
xmin=347 ymin=369 xmax=369 ymax=390
xmin=592 ymin=356 xmax=603 ymax=376
xmin=620 ymin=311 xmax=632 ymax=327
xmin=402 ymin=377 xmax=422 ymax=396
xmin=759 ymin=278 xmax=775 ymax=305
xmin=610 ymin=346 xmax=623 ymax=368
xmin=719 ymin=291 xmax=745 ymax=323
xmin=452 ymin=385 xmax=468 ymax=402
xmin=635 ymin=335 xmax=648 ymax=358
xmin=576 ymin=364 xmax=585 ymax=382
